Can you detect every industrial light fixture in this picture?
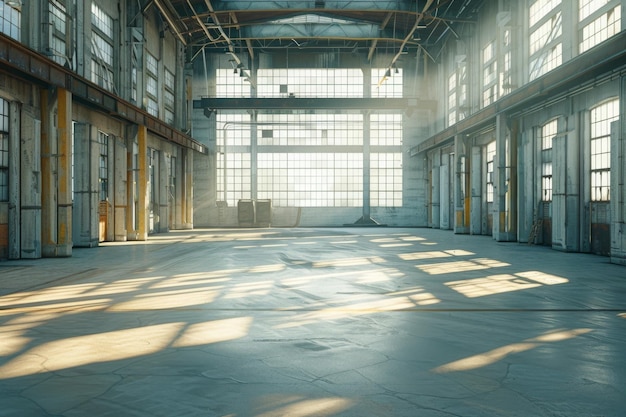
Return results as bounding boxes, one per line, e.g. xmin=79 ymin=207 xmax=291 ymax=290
xmin=384 ymin=68 xmax=391 ymax=77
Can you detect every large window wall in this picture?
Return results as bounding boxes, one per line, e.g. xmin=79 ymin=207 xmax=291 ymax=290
xmin=215 ymin=67 xmax=404 ymax=209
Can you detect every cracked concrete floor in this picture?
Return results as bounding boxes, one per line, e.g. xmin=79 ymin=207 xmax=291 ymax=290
xmin=1 ymin=227 xmax=625 ymax=416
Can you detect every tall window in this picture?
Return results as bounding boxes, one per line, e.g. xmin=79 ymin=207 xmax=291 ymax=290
xmin=91 ymin=4 xmax=115 ymax=91
xmin=216 ymin=113 xmax=251 ymax=204
xmin=98 ymin=131 xmax=109 ymax=201
xmin=0 ymin=98 xmax=9 ymax=202
xmin=448 ymin=72 xmax=458 ymax=126
xmin=540 ymin=119 xmax=557 ymax=201
xmin=371 ymin=113 xmax=402 ymax=207
xmin=164 ymin=68 xmax=175 ymax=125
xmin=48 ymin=0 xmax=71 ymax=67
xmin=1 ymin=0 xmax=21 ymax=40
xmin=529 ymin=0 xmax=562 ymax=81
xmin=590 ymin=99 xmax=619 ymax=201
xmin=500 ymin=28 xmax=513 ymax=96
xmin=579 ymin=0 xmax=621 ymax=53
xmin=486 ymin=141 xmax=496 ymax=203
xmin=482 ymin=41 xmax=498 ymax=107
xmin=371 ymin=153 xmax=402 ymax=207
xmin=145 ymin=53 xmax=159 ymax=117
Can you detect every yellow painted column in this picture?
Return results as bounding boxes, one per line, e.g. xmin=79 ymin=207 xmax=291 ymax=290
xmin=137 ymin=125 xmax=148 ymax=240
xmin=57 ymin=88 xmax=72 ymax=256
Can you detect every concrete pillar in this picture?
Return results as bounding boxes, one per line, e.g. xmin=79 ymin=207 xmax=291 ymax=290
xmin=251 ymin=112 xmax=258 ymax=200
xmin=126 ymin=130 xmax=138 ymax=240
xmin=493 ymin=114 xmax=517 ymax=241
xmin=184 ymin=149 xmax=194 ymax=229
xmin=431 ymin=150 xmax=441 ymax=229
xmin=552 ymin=113 xmax=582 ymax=252
xmin=518 ymin=127 xmax=536 ymax=242
xmin=439 ymin=161 xmax=450 ymax=230
xmin=470 ymin=145 xmax=482 ymax=235
xmin=136 ymin=125 xmax=148 ymax=240
xmin=41 ymin=88 xmax=72 ymax=257
xmin=363 ymin=112 xmax=371 ymax=222
xmin=72 ymin=123 xmax=99 ymax=247
xmin=610 ymin=115 xmax=626 ymax=265
xmin=454 ymin=135 xmax=469 ymax=234
xmin=20 ymin=107 xmax=42 ymax=259
xmin=7 ymin=101 xmax=21 ymax=259
xmin=114 ymin=136 xmax=128 ymax=241
xmin=159 ymin=151 xmax=170 ymax=233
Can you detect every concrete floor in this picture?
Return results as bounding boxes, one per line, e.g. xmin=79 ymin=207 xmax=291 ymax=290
xmin=0 ymin=227 xmax=625 ymax=417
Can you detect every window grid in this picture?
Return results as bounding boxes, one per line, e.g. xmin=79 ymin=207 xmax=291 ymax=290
xmin=216 ymin=69 xmax=251 ymax=98
xmin=590 ymin=99 xmax=619 ymax=201
xmin=217 ymin=153 xmax=251 ymax=205
xmin=370 ymin=153 xmax=403 ymax=207
xmin=529 ymin=3 xmax=563 ymax=81
xmin=1 ymin=1 xmax=21 ymax=40
xmin=580 ymin=0 xmax=611 ymax=20
xmin=164 ymin=68 xmax=175 ymax=125
xmin=49 ymin=0 xmax=67 ymax=66
xmin=486 ymin=142 xmax=496 ymax=203
xmin=448 ymin=72 xmax=458 ymax=125
xmin=0 ymin=98 xmax=8 ymax=202
xmin=530 ymin=0 xmax=562 ymax=27
xmin=257 ymin=68 xmax=363 ymax=98
xmin=146 ymin=53 xmax=159 ymax=117
xmin=90 ymin=4 xmax=114 ymax=91
xmin=217 ymin=113 xmax=251 ymax=147
xmin=482 ymin=42 xmax=498 ymax=107
xmin=257 ymin=153 xmax=363 ymax=208
xmin=98 ymin=131 xmax=109 ymax=201
xmin=371 ymin=114 xmax=402 ymax=146
xmin=541 ymin=119 xmax=557 ymax=201
xmin=91 ymin=4 xmax=114 ymax=38
xmin=371 ymin=68 xmax=403 ymax=98
xmin=500 ymin=28 xmax=513 ymax=96
xmin=580 ymin=5 xmax=621 ymax=53
xmin=256 ymin=113 xmax=363 ymax=146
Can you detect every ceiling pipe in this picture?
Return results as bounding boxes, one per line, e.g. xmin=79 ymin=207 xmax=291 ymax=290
xmin=376 ymin=0 xmax=435 ymax=88
xmin=152 ymin=0 xmax=187 ymax=45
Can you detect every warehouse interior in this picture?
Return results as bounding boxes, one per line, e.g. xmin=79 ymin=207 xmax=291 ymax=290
xmin=0 ymin=0 xmax=626 ymax=416
xmin=0 ymin=0 xmax=625 ymax=264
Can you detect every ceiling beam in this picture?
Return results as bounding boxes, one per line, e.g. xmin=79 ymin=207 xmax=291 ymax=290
xmin=153 ymin=0 xmax=187 ymax=44
xmin=368 ymin=11 xmax=393 ymax=62
xmin=193 ymin=97 xmax=436 ymax=111
xmin=230 ymin=12 xmax=255 ymax=60
xmin=377 ymin=0 xmax=435 ymax=87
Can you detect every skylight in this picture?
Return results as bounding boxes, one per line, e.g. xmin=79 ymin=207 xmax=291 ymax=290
xmin=269 ymin=14 xmax=358 ymax=25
